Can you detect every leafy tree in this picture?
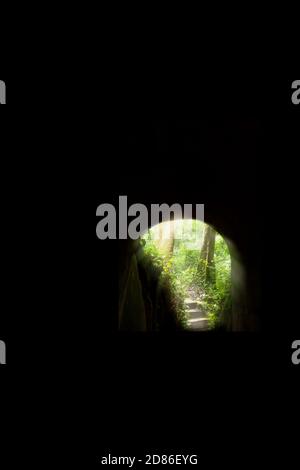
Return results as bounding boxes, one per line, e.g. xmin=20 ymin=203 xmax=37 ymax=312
xmin=197 ymin=225 xmax=216 ymax=285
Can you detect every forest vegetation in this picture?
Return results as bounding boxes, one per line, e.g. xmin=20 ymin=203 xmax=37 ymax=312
xmin=140 ymin=220 xmax=231 ymax=330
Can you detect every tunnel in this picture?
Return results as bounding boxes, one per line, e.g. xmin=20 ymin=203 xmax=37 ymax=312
xmin=118 ymin=204 xmax=261 ymax=332
xmin=109 ymin=120 xmax=263 ymax=333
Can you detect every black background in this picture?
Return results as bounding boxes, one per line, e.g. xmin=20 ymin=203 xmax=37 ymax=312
xmin=93 ymin=80 xmax=300 ymax=461
xmin=0 ymin=77 xmax=299 ymax=466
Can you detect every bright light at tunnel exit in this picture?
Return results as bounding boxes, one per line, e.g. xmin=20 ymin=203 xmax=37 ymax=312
xmin=143 ymin=219 xmax=207 ymax=250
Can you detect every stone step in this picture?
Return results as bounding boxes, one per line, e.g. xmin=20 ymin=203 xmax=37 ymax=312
xmin=188 ymin=319 xmax=210 ymax=331
xmin=188 ymin=318 xmax=209 ymax=324
xmin=188 ymin=309 xmax=207 ymax=320
xmin=185 ymin=297 xmax=209 ymax=330
xmin=184 ymin=299 xmax=198 ymax=310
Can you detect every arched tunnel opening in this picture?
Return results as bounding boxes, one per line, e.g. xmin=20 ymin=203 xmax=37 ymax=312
xmin=118 ymin=214 xmax=256 ymax=333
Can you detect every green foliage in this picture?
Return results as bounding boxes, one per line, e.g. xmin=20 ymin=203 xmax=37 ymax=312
xmin=202 ymin=236 xmax=231 ymax=328
xmin=142 ymin=241 xmax=188 ymax=328
xmin=142 ymin=222 xmax=231 ymax=330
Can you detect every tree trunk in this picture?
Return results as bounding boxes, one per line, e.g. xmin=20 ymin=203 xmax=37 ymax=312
xmin=157 ymin=222 xmax=175 ymax=258
xmin=198 ymin=226 xmax=216 ymax=284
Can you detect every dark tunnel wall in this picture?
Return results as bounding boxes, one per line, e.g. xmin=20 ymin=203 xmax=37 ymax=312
xmin=118 ymin=207 xmax=261 ymax=332
xmin=116 ymin=120 xmax=263 ymax=332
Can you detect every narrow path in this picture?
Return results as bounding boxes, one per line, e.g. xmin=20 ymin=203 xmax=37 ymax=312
xmin=184 ymin=288 xmax=209 ymax=331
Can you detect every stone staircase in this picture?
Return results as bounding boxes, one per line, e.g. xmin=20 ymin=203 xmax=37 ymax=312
xmin=184 ymin=298 xmax=209 ymax=331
